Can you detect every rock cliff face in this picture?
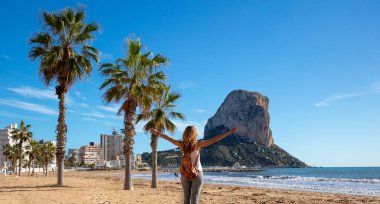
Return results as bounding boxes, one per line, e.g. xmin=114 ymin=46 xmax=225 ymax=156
xmin=143 ymin=90 xmax=307 ymax=168
xmin=204 ymin=90 xmax=274 ymax=146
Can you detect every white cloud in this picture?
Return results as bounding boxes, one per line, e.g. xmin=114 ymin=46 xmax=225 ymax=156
xmin=74 ymin=91 xmax=87 ymax=101
xmin=0 ymin=110 xmax=50 ymax=121
xmin=7 ymin=86 xmax=57 ymax=100
xmin=78 ymin=102 xmax=90 ymax=108
xmin=81 ymin=111 xmax=107 ymax=118
xmin=7 ymin=86 xmax=76 ymax=107
xmin=193 ymin=108 xmax=207 ymax=113
xmin=98 ymin=105 xmax=119 ymax=113
xmin=315 ymin=93 xmax=365 ymax=107
xmin=80 ymin=110 xmax=122 ymax=121
xmin=0 ymin=99 xmax=57 ymax=115
xmin=178 ymin=81 xmax=198 ymax=89
xmin=1 ymin=54 xmax=14 ymax=60
xmin=82 ymin=117 xmax=98 ymax=121
xmin=315 ymin=81 xmax=380 ymax=107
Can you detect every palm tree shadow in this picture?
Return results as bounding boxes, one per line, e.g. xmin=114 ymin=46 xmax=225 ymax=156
xmin=0 ymin=184 xmax=77 ymax=192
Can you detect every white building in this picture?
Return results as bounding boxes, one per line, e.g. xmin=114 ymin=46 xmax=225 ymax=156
xmin=0 ymin=123 xmax=31 ymax=170
xmin=94 ymin=159 xmax=121 ymax=169
xmin=0 ymin=124 xmax=17 ymax=168
xmin=100 ymin=129 xmax=125 ymax=166
xmin=94 ymin=160 xmax=107 ymax=169
xmin=109 ymin=160 xmax=121 ymax=168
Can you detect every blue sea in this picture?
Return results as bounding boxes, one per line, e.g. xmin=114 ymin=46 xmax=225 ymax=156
xmin=133 ymin=167 xmax=380 ymax=196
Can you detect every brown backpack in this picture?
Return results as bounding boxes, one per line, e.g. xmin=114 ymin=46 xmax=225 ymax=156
xmin=180 ymin=151 xmax=200 ymax=179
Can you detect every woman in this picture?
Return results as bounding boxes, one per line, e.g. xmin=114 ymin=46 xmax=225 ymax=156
xmin=150 ymin=126 xmax=238 ymax=204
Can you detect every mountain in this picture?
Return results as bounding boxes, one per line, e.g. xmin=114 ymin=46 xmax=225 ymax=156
xmin=204 ymin=90 xmax=273 ymax=146
xmin=142 ymin=90 xmax=307 ymax=168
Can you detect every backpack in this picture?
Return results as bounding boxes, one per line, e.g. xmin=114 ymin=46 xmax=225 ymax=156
xmin=180 ymin=151 xmax=200 ymax=179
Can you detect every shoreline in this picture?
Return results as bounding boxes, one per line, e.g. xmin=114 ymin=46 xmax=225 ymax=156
xmin=158 ymin=167 xmax=265 ymax=173
xmin=134 ymin=169 xmax=380 ymax=197
xmin=0 ymin=170 xmax=379 ymax=203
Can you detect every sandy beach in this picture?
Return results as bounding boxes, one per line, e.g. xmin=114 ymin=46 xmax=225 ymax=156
xmin=0 ymin=170 xmax=379 ymax=204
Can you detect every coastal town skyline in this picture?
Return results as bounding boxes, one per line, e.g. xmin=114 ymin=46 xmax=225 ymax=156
xmin=1 ymin=0 xmax=380 ymax=168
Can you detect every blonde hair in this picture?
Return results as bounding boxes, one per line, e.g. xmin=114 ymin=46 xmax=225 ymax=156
xmin=182 ymin=126 xmax=198 ymax=154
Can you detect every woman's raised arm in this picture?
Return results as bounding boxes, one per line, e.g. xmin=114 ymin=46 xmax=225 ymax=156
xmin=150 ymin=128 xmax=182 ymax=147
xmin=198 ymin=127 xmax=238 ymax=148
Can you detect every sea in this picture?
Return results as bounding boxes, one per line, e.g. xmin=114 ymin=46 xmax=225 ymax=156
xmin=133 ymin=167 xmax=380 ymax=196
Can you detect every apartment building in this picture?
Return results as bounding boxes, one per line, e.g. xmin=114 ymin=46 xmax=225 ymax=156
xmin=79 ymin=142 xmax=103 ymax=165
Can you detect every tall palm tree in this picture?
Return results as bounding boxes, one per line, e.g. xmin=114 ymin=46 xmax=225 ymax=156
xmin=9 ymin=144 xmax=19 ymax=175
xmin=29 ymin=8 xmax=99 ymax=186
xmin=34 ymin=144 xmax=44 ymax=175
xmin=2 ymin=144 xmax=11 ymax=169
xmin=10 ymin=121 xmax=32 ymax=176
xmin=137 ymin=85 xmax=184 ymax=188
xmin=25 ymin=140 xmax=39 ymax=176
xmin=41 ymin=142 xmax=56 ymax=177
xmin=24 ymin=144 xmax=32 ymax=175
xmin=99 ymin=38 xmax=168 ymax=190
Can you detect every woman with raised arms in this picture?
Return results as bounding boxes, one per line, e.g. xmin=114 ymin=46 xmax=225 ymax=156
xmin=150 ymin=126 xmax=238 ymax=204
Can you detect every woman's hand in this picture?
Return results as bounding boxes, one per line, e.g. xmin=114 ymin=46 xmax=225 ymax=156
xmin=149 ymin=128 xmax=160 ymax=135
xmin=229 ymin=127 xmax=238 ymax=134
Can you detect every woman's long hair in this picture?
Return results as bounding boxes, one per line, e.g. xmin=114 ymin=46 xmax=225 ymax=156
xmin=182 ymin=126 xmax=198 ymax=154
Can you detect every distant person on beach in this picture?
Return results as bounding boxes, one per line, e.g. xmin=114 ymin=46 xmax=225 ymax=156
xmin=150 ymin=126 xmax=238 ymax=204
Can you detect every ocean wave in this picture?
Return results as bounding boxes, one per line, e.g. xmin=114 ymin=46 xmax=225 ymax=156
xmin=132 ymin=171 xmax=380 ymax=196
xmin=203 ymin=175 xmax=380 ymax=196
xmin=253 ymin=175 xmax=380 ymax=184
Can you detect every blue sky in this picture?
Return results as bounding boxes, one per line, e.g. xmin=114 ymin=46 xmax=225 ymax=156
xmin=1 ymin=0 xmax=380 ymax=167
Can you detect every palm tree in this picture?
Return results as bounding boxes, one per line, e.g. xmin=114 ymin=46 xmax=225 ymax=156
xmin=24 ymin=144 xmax=32 ymax=175
xmin=99 ymin=38 xmax=168 ymax=190
xmin=34 ymin=144 xmax=44 ymax=175
xmin=25 ymin=140 xmax=39 ymax=176
xmin=9 ymin=144 xmax=19 ymax=175
xmin=2 ymin=144 xmax=11 ymax=170
xmin=41 ymin=142 xmax=56 ymax=177
xmin=29 ymin=8 xmax=99 ymax=186
xmin=10 ymin=120 xmax=32 ymax=176
xmin=137 ymin=85 xmax=184 ymax=188
xmin=68 ymin=155 xmax=77 ymax=168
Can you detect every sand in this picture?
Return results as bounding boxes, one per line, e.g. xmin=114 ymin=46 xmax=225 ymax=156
xmin=0 ymin=170 xmax=379 ymax=204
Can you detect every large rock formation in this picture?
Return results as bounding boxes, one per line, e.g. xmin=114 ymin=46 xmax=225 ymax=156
xmin=143 ymin=90 xmax=307 ymax=168
xmin=204 ymin=90 xmax=273 ymax=146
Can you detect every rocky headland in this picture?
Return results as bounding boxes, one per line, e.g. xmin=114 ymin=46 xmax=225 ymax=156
xmin=143 ymin=90 xmax=307 ymax=168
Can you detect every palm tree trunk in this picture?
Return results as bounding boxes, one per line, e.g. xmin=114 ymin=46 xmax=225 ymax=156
xmin=14 ymin=160 xmax=17 ymax=174
xmin=123 ymin=100 xmax=137 ymax=190
xmin=19 ymin=141 xmax=22 ymax=176
xmin=10 ymin=161 xmax=13 ymax=175
xmin=28 ymin=161 xmax=31 ymax=176
xmin=32 ymin=161 xmax=35 ymax=176
xmin=151 ymin=133 xmax=158 ymax=188
xmin=56 ymin=86 xmax=67 ymax=186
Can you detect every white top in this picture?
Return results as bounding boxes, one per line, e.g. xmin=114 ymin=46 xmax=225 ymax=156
xmin=189 ymin=149 xmax=202 ymax=172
